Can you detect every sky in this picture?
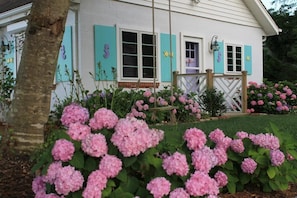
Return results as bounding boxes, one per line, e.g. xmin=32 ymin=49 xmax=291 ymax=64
xmin=261 ymin=0 xmax=274 ymax=9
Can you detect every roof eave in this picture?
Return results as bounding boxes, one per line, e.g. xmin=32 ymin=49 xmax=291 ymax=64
xmin=0 ymin=3 xmax=31 ymax=27
xmin=243 ymin=0 xmax=280 ymax=36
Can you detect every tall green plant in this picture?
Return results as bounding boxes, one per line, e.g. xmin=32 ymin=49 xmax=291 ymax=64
xmin=200 ymin=88 xmax=226 ymax=117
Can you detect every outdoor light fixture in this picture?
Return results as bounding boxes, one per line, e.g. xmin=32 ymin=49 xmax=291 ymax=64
xmin=1 ymin=40 xmax=10 ymax=52
xmin=210 ymin=35 xmax=220 ymax=52
xmin=192 ymin=0 xmax=200 ymax=4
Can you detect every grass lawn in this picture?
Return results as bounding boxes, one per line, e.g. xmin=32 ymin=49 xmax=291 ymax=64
xmin=153 ymin=114 xmax=297 ymax=139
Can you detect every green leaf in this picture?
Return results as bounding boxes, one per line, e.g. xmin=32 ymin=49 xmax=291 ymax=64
xmin=222 ymin=161 xmax=234 ymax=170
xmin=69 ymin=151 xmax=84 ymax=168
xmin=239 ymin=173 xmax=250 ymax=185
xmin=256 ymin=155 xmax=269 ymax=166
xmin=121 ymin=176 xmax=139 ymax=193
xmin=110 ymin=187 xmax=134 ymax=198
xmin=287 ymin=149 xmax=297 ymax=160
xmin=84 ymin=157 xmax=98 ymax=171
xmin=122 ymin=156 xmax=137 ymax=168
xmin=267 ymin=166 xmax=276 ymax=179
xmin=227 ymin=182 xmax=236 ymax=194
xmin=269 ymin=181 xmax=279 ymax=191
xmin=71 ymin=190 xmax=82 ymax=198
xmin=116 ymin=169 xmax=127 ymax=182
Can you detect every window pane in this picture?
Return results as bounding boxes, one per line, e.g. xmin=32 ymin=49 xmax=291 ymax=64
xmin=142 ymin=34 xmax=153 ymax=44
xmin=123 ymin=43 xmax=137 ymax=54
xmin=228 ymin=65 xmax=233 ymax=71
xmin=123 ymin=55 xmax=137 ymax=66
xmin=143 ymin=68 xmax=154 ymax=78
xmin=123 ymin=67 xmax=138 ymax=77
xmin=236 ymin=66 xmax=241 ymax=71
xmin=122 ymin=31 xmax=137 ymax=42
xmin=143 ymin=57 xmax=153 ymax=66
xmin=142 ymin=45 xmax=153 ymax=55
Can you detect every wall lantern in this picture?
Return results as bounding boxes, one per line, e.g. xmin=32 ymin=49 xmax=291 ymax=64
xmin=209 ymin=35 xmax=220 ymax=52
xmin=1 ymin=40 xmax=10 ymax=52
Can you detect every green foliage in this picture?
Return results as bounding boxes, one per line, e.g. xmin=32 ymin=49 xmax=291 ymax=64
xmin=200 ymin=88 xmax=226 ymax=117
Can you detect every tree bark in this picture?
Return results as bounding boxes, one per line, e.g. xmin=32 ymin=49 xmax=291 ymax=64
xmin=7 ymin=0 xmax=70 ymax=152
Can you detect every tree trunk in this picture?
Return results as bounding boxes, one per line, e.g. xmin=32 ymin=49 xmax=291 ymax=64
xmin=7 ymin=0 xmax=70 ymax=152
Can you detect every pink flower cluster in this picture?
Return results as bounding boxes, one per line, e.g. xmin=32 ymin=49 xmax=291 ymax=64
xmin=270 ymin=149 xmax=285 ymax=166
xmin=169 ymin=188 xmax=190 ymax=198
xmin=214 ymin=171 xmax=228 ymax=188
xmin=185 ymin=171 xmax=219 ymax=197
xmin=33 ymin=162 xmax=84 ymax=196
xmin=241 ymin=158 xmax=257 ymax=174
xmin=191 ymin=146 xmax=217 ymax=173
xmin=249 ymin=133 xmax=280 ymax=150
xmin=183 ymin=128 xmax=206 ymax=150
xmin=51 ymin=139 xmax=75 ymax=162
xmin=67 ymin=122 xmax=91 ymax=140
xmin=147 ymin=177 xmax=171 ymax=198
xmin=83 ymin=170 xmax=107 ymax=198
xmin=81 ymin=133 xmax=108 ymax=157
xmin=111 ymin=117 xmax=164 ymax=157
xmin=162 ymin=152 xmax=189 ymax=176
xmin=60 ymin=103 xmax=89 ymax=127
xmin=89 ymin=108 xmax=118 ymax=130
xmin=99 ymin=154 xmax=122 ymax=178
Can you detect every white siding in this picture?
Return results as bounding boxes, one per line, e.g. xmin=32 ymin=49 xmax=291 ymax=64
xmin=118 ymin=0 xmax=261 ymax=28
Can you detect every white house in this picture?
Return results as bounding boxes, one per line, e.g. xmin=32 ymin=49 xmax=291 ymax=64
xmin=0 ymin=0 xmax=280 ymax=110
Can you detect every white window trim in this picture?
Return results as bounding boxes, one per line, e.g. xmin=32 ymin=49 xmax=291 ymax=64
xmin=118 ymin=28 xmax=159 ymax=82
xmin=225 ymin=43 xmax=243 ymax=74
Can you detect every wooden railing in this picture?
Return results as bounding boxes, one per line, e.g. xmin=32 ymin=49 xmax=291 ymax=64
xmin=173 ymin=69 xmax=247 ymax=113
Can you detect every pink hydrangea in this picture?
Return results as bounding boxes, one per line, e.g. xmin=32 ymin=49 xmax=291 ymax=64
xmin=257 ymin=100 xmax=264 ymax=105
xmin=249 ymin=133 xmax=280 ymax=150
xmin=169 ymin=188 xmax=190 ymax=198
xmin=209 ymin=128 xmax=225 ymax=144
xmin=236 ymin=131 xmax=249 ymax=139
xmin=54 ymin=165 xmax=84 ymax=196
xmin=178 ymin=96 xmax=187 ymax=104
xmin=162 ymin=152 xmax=189 ymax=176
xmin=99 ymin=154 xmax=122 ymax=178
xmin=213 ymin=147 xmax=228 ymax=166
xmin=60 ymin=103 xmax=89 ymax=127
xmin=143 ymin=89 xmax=152 ymax=97
xmin=51 ymin=139 xmax=75 ymax=162
xmin=191 ymin=146 xmax=217 ymax=173
xmin=241 ymin=158 xmax=257 ymax=174
xmin=270 ymin=149 xmax=285 ymax=166
xmin=147 ymin=177 xmax=171 ymax=198
xmin=67 ymin=122 xmax=91 ymax=141
xmin=81 ymin=133 xmax=108 ymax=157
xmin=32 ymin=176 xmax=46 ymax=194
xmin=185 ymin=171 xmax=219 ymax=197
xmin=111 ymin=117 xmax=164 ymax=157
xmin=89 ymin=108 xmax=118 ymax=130
xmin=215 ymin=136 xmax=232 ymax=151
xmin=83 ymin=170 xmax=107 ymax=198
xmin=214 ymin=171 xmax=228 ymax=187
xmin=183 ymin=128 xmax=206 ymax=150
xmin=43 ymin=161 xmax=63 ymax=184
xmin=230 ymin=139 xmax=245 ymax=153
xmin=250 ymin=100 xmax=257 ymax=106
xmin=149 ymin=97 xmax=155 ymax=103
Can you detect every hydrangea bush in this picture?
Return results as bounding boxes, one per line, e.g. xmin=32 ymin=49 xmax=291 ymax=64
xmin=32 ymin=104 xmax=297 ymax=197
xmin=247 ymin=81 xmax=297 ymax=114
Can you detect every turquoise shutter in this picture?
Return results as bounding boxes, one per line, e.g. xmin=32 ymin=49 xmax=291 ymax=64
xmin=4 ymin=40 xmax=15 ymax=77
xmin=244 ymin=45 xmax=252 ymax=75
xmin=160 ymin=33 xmax=176 ymax=82
xmin=56 ymin=26 xmax=73 ymax=82
xmin=214 ymin=41 xmax=224 ymax=74
xmin=94 ymin=25 xmax=117 ymax=81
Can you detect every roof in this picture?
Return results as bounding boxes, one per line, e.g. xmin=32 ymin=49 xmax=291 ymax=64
xmin=0 ymin=0 xmax=280 ymax=36
xmin=0 ymin=0 xmax=32 ymax=13
xmin=243 ymin=0 xmax=281 ymax=36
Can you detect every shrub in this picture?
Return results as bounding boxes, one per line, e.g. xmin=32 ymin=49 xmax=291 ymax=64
xmin=32 ymin=105 xmax=297 ymax=197
xmin=200 ymin=88 xmax=226 ymax=117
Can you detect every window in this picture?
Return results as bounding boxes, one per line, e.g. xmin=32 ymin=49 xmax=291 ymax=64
xmin=226 ymin=44 xmax=242 ymax=72
xmin=121 ymin=30 xmax=156 ymax=79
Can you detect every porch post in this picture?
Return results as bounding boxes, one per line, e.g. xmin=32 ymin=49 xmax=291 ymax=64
xmin=206 ymin=69 xmax=213 ymax=89
xmin=173 ymin=71 xmax=179 ymax=88
xmin=241 ymin=71 xmax=247 ymax=113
